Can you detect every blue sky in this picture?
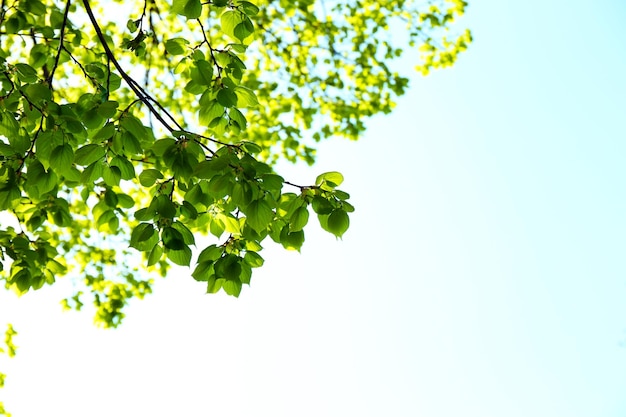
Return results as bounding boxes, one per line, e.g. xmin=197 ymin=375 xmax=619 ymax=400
xmin=1 ymin=0 xmax=626 ymax=416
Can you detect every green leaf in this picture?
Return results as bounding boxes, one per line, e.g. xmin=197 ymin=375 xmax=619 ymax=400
xmin=215 ymin=254 xmax=241 ymax=280
xmin=156 ymin=195 xmax=177 ymax=219
xmin=245 ymin=199 xmax=274 ymax=232
xmin=139 ymin=169 xmax=164 ymax=187
xmin=162 ymin=226 xmax=186 ymax=250
xmin=135 ymin=207 xmax=156 ymax=221
xmin=0 ymin=111 xmax=20 ymax=139
xmin=81 ymin=160 xmax=104 ymax=184
xmin=315 ymin=171 xmax=344 ymax=187
xmin=147 ymin=244 xmax=163 ymax=266
xmin=83 ymin=107 xmax=104 ymax=129
xmin=233 ymin=18 xmax=254 ymax=42
xmin=197 ymin=244 xmax=223 ymax=263
xmin=279 ymin=228 xmax=305 ymax=251
xmin=0 ymin=142 xmax=15 ymax=156
xmin=50 ymin=144 xmax=74 ymax=172
xmin=198 ymin=99 xmax=224 ymax=125
xmin=228 ymin=108 xmax=247 ymax=131
xmin=0 ymin=185 xmax=21 ymax=210
xmin=151 ymin=138 xmax=176 ymax=156
xmin=208 ymin=173 xmax=233 ymax=198
xmin=222 ymin=278 xmax=242 ymax=297
xmin=261 ymin=174 xmax=284 ymax=191
xmin=14 ymin=63 xmax=38 ymax=82
xmin=289 ymin=206 xmax=309 ymax=232
xmin=74 ymin=144 xmax=105 ymax=166
xmin=25 ymin=159 xmax=57 ymax=197
xmin=0 ymin=141 xmax=17 ymax=156
xmin=109 ymin=155 xmax=135 ymax=180
xmin=325 ymin=209 xmax=349 ymax=238
xmin=221 ymin=10 xmax=242 ymax=40
xmin=102 ymin=165 xmax=121 ymax=186
xmin=192 ymin=261 xmax=214 ymax=281
xmin=98 ymin=101 xmax=119 ymax=119
xmin=190 ymin=60 xmax=214 ymax=85
xmin=117 ymin=193 xmax=135 ymax=208
xmin=334 ymin=190 xmax=350 ymax=200
xmin=194 ymin=160 xmax=220 ymax=180
xmin=233 ymin=86 xmax=259 ymax=107
xmin=127 ymin=19 xmax=138 ymax=32
xmin=165 ymin=38 xmax=190 ymax=55
xmin=311 ymin=196 xmax=333 ymax=214
xmin=243 ymin=251 xmax=264 ymax=268
xmin=171 ymin=221 xmax=195 ymax=245
xmin=173 ymin=0 xmax=202 ymax=19
xmin=13 ymin=269 xmax=32 ymax=293
xmin=221 ymin=214 xmax=241 ymax=234
xmin=29 ymin=44 xmax=49 ymax=68
xmin=104 ymin=189 xmax=118 ymax=207
xmin=8 ymin=132 xmax=29 ymax=155
xmin=239 ymin=262 xmax=252 ymax=284
xmin=120 ymin=114 xmax=146 ymax=139
xmin=94 ymin=123 xmax=116 ymax=141
xmin=24 ymin=0 xmax=47 ymax=16
xmin=240 ymin=141 xmax=262 ymax=154
xmin=342 ymin=201 xmax=355 ymax=213
xmin=239 ymin=1 xmax=259 ymax=16
xmin=209 ymin=217 xmax=225 ymax=237
xmin=130 ymin=223 xmax=158 ymax=251
xmin=24 ymin=83 xmax=51 ymax=103
xmin=180 ymin=200 xmax=198 ymax=219
xmin=185 ymin=0 xmax=202 ymax=18
xmin=167 ymin=245 xmax=192 ymax=266
xmin=207 ymin=276 xmax=223 ymax=293
xmin=217 ymin=88 xmax=238 ymax=108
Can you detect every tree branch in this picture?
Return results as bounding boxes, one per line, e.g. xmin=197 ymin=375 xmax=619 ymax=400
xmin=47 ymin=0 xmax=72 ymax=86
xmin=80 ymin=0 xmax=175 ymax=132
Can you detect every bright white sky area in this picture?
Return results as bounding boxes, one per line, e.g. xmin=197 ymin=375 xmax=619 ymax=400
xmin=1 ymin=0 xmax=626 ymax=416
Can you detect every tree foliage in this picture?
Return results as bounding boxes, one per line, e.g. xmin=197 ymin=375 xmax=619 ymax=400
xmin=0 ymin=0 xmax=470 ymax=325
xmin=0 ymin=0 xmax=470 ymax=411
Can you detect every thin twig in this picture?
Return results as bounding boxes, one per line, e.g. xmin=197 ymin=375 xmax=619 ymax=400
xmin=81 ymin=0 xmax=174 ymax=132
xmin=47 ymin=0 xmax=72 ymax=85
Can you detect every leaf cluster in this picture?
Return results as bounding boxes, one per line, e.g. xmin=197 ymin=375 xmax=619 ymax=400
xmin=0 ymin=0 xmax=469 ymax=328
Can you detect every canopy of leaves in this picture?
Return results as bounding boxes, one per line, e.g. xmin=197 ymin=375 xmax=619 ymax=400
xmin=0 ymin=0 xmax=470 ymax=329
xmin=0 ymin=0 xmax=470 ymax=412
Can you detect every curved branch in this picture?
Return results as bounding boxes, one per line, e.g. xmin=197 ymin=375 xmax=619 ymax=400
xmin=80 ymin=0 xmax=175 ymax=132
xmin=47 ymin=0 xmax=72 ymax=85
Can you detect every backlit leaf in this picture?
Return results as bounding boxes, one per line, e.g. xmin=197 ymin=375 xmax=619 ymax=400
xmin=138 ymin=169 xmax=164 ymax=187
xmin=245 ymin=199 xmax=274 ymax=232
xmin=315 ymin=171 xmax=344 ymax=187
xmin=325 ymin=209 xmax=349 ymax=238
xmin=50 ymin=144 xmax=74 ymax=173
xmin=165 ymin=38 xmax=189 ymax=55
xmin=74 ymin=144 xmax=105 ymax=166
xmin=167 ymin=246 xmax=192 ymax=266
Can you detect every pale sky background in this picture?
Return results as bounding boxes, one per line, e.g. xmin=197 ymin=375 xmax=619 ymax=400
xmin=1 ymin=0 xmax=626 ymax=416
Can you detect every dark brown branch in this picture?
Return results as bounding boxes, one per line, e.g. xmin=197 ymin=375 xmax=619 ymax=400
xmin=47 ymin=0 xmax=72 ymax=85
xmin=81 ymin=0 xmax=240 ymax=150
xmin=81 ymin=0 xmax=174 ymax=132
xmin=196 ymin=18 xmax=223 ymax=78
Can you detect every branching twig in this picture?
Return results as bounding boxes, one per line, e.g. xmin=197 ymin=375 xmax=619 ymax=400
xmin=81 ymin=0 xmax=174 ymax=132
xmin=47 ymin=0 xmax=72 ymax=86
xmin=283 ymin=180 xmax=315 ymax=190
xmin=61 ymin=44 xmax=100 ymax=87
xmin=80 ymin=0 xmax=243 ymax=151
xmin=196 ymin=18 xmax=223 ymax=78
